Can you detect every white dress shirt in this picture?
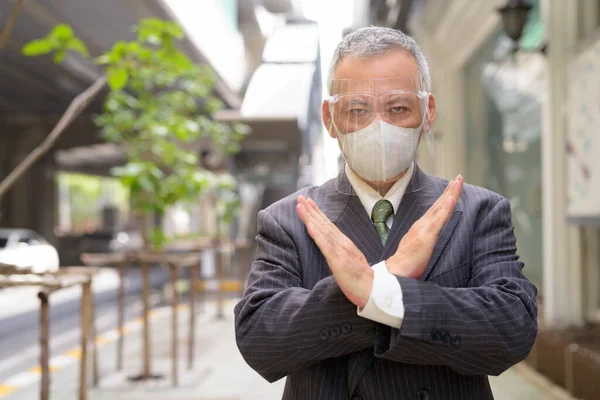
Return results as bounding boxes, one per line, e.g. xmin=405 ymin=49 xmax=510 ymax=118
xmin=345 ymin=162 xmax=414 ymax=329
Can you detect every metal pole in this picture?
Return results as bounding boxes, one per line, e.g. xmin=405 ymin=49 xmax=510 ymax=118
xmin=170 ymin=263 xmax=179 ymax=386
xmin=141 ymin=260 xmax=151 ymax=378
xmin=216 ymin=239 xmax=224 ymax=319
xmin=117 ymin=261 xmax=125 ymax=371
xmin=79 ymin=281 xmax=91 ymax=400
xmin=90 ymin=280 xmax=98 ymax=387
xmin=188 ymin=260 xmax=197 ymax=370
xmin=38 ymin=292 xmax=50 ymax=400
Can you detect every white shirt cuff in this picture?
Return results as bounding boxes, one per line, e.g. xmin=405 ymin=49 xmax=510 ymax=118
xmin=357 ymin=261 xmax=404 ymax=329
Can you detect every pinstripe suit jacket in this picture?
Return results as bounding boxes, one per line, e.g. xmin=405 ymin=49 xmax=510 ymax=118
xmin=234 ymin=165 xmax=538 ymax=400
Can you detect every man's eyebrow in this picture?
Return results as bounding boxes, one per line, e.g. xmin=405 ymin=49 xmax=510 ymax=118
xmin=347 ymin=98 xmax=369 ymax=105
xmin=383 ymin=95 xmax=412 ymax=105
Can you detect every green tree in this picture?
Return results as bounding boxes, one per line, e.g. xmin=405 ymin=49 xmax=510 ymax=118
xmin=22 ymin=19 xmax=248 ymax=248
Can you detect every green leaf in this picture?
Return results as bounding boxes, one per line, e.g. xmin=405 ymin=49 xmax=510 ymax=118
xmin=151 ymin=227 xmax=167 ymax=250
xmin=52 ymin=24 xmax=74 ymax=42
xmin=22 ymin=39 xmax=55 ymax=56
xmin=180 ymin=152 xmax=198 ymax=165
xmin=67 ymin=38 xmax=89 ymax=57
xmin=151 ymin=125 xmax=169 ymax=137
xmin=170 ymin=52 xmax=192 ymax=70
xmin=108 ymin=68 xmax=129 ymax=91
xmin=53 ymin=49 xmax=66 ymax=64
xmin=205 ymin=97 xmax=224 ymax=114
xmin=107 ymin=41 xmax=128 ymax=64
xmin=111 ymin=162 xmax=145 ymax=178
xmin=164 ymin=22 xmax=185 ymax=39
xmin=94 ymin=54 xmax=111 ymax=65
xmin=138 ymin=175 xmax=154 ymax=192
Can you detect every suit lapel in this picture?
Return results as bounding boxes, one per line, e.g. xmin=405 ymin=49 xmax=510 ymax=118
xmin=381 ymin=190 xmax=425 ymax=260
xmin=320 ymin=168 xmax=384 ymax=265
xmin=381 ymin=165 xmax=428 ymax=260
xmin=336 ymin=196 xmax=383 ymax=264
xmin=420 ymin=209 xmax=462 ymax=281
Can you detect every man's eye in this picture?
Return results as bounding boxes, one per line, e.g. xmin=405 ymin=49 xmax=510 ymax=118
xmin=349 ymin=108 xmax=368 ymax=115
xmin=390 ymin=106 xmax=407 ymax=113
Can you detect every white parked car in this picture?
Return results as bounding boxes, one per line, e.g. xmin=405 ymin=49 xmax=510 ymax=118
xmin=0 ymin=229 xmax=60 ymax=273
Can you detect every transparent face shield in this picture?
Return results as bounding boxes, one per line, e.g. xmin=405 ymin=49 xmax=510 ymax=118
xmin=327 ymin=78 xmax=433 ymax=195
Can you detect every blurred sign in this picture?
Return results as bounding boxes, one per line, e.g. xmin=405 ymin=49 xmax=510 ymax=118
xmin=567 ymin=32 xmax=600 ymax=225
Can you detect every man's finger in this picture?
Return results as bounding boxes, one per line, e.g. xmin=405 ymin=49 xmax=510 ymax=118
xmin=303 ymin=198 xmax=334 ymax=238
xmin=426 ymin=180 xmax=454 ymax=218
xmin=426 ymin=174 xmax=464 ymax=220
xmin=450 ymin=176 xmax=464 ymax=200
xmin=306 ymin=198 xmax=344 ymax=248
xmin=299 ymin=196 xmax=325 ymax=224
xmin=429 ymin=189 xmax=460 ymax=233
xmin=297 ymin=197 xmax=339 ymax=250
xmin=297 ymin=197 xmax=325 ymax=236
xmin=297 ymin=203 xmax=334 ymax=253
xmin=296 ymin=201 xmax=314 ymax=228
xmin=429 ymin=181 xmax=452 ymax=212
xmin=307 ymin=198 xmax=333 ymax=226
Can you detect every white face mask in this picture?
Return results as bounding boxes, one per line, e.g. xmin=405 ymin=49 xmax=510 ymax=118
xmin=335 ymin=117 xmax=425 ymax=182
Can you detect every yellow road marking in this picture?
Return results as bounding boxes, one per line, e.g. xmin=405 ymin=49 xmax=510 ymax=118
xmin=0 ymin=384 xmax=17 ymax=396
xmin=95 ymin=336 xmax=110 ymax=345
xmin=65 ymin=348 xmax=82 ymax=359
xmin=194 ymin=280 xmax=242 ymax=292
xmin=0 ymin=302 xmax=211 ymax=397
xmin=28 ymin=365 xmax=59 ymax=374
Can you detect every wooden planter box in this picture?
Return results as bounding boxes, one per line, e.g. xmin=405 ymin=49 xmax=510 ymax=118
xmin=526 ymin=328 xmax=600 ymax=399
xmin=567 ymin=332 xmax=600 ymax=400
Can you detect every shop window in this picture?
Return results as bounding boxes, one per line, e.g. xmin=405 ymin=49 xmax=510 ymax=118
xmin=464 ymin=31 xmax=545 ymax=289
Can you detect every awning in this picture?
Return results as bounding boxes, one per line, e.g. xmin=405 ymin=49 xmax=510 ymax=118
xmin=54 ymin=144 xmax=126 ymax=175
xmin=215 ymin=63 xmax=317 ymax=154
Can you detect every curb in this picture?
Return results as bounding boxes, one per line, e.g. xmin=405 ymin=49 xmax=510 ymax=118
xmin=513 ymin=362 xmax=580 ymax=400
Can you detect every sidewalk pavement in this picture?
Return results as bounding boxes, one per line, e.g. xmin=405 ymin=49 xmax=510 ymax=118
xmin=0 ymin=299 xmax=578 ymax=400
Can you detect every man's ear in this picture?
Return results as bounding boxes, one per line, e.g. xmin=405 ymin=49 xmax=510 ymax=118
xmin=322 ymin=100 xmax=336 ymax=138
xmin=420 ymin=93 xmax=437 ymax=139
xmin=425 ymin=93 xmax=436 ymax=133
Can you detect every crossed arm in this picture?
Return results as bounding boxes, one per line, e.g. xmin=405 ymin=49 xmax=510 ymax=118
xmin=234 ymin=210 xmax=377 ymax=382
xmin=234 ymin=179 xmax=537 ymax=382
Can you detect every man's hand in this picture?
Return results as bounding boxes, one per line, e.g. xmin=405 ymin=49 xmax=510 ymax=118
xmin=296 ymin=195 xmax=373 ymax=308
xmin=387 ymin=175 xmax=464 ymax=279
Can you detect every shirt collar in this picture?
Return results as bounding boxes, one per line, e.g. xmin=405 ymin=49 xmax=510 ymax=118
xmin=345 ymin=162 xmax=414 ymax=219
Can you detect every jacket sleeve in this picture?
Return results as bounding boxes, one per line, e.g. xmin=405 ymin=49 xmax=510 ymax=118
xmin=373 ymin=198 xmax=538 ymax=376
xmin=234 ymin=209 xmax=376 ymax=383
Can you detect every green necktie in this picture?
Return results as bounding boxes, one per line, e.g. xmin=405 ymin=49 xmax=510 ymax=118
xmin=371 ymin=199 xmax=394 ymax=246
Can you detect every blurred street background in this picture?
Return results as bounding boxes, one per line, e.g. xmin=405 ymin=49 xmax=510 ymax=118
xmin=0 ymin=0 xmax=598 ymax=399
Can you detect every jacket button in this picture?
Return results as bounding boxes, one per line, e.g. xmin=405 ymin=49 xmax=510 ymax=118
xmin=331 ymin=326 xmax=340 ymax=336
xmin=451 ymin=334 xmax=462 ymax=347
xmin=320 ymin=329 xmax=329 ymax=341
xmin=341 ymin=323 xmax=352 ymax=334
xmin=441 ymin=330 xmax=451 ymax=343
xmin=431 ymin=329 xmax=441 ymax=341
xmin=416 ymin=389 xmax=430 ymax=400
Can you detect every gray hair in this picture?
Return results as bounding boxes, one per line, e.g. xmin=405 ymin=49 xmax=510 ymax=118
xmin=327 ymin=26 xmax=431 ymax=93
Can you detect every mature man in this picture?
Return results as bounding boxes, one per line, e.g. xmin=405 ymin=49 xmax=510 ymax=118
xmin=234 ymin=27 xmax=537 ymax=400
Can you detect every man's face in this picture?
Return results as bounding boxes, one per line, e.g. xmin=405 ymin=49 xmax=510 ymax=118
xmin=322 ymin=50 xmax=436 ymax=139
